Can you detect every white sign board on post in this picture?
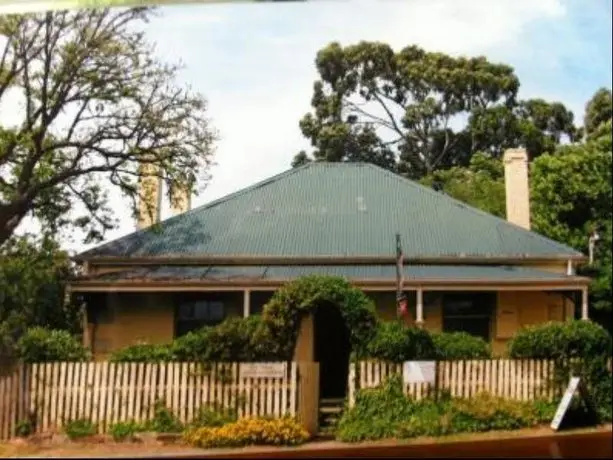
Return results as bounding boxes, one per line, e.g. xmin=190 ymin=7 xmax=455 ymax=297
xmin=403 ymin=361 xmax=436 ymax=384
xmin=550 ymin=376 xmax=581 ymax=431
xmin=240 ymin=362 xmax=287 ymax=379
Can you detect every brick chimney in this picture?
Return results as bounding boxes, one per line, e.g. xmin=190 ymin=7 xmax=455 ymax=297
xmin=170 ymin=183 xmax=192 ymax=216
xmin=136 ymin=162 xmax=162 ymax=230
xmin=503 ymin=148 xmax=531 ymax=230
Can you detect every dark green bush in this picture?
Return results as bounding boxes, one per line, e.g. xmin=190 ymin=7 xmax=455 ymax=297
xmin=431 ymin=332 xmax=491 ymax=360
xmin=143 ymin=400 xmax=184 ymax=433
xmin=336 ymin=374 xmax=415 ymax=442
xmin=109 ymin=343 xmax=174 ymax=363
xmin=361 ymin=321 xmax=437 ymax=362
xmin=109 ymin=420 xmax=146 ymax=441
xmin=16 ymin=327 xmax=90 ymax=363
xmin=64 ymin=418 xmax=97 ymax=440
xmin=507 ymin=320 xmax=612 ymax=360
xmin=15 ymin=418 xmax=34 ymax=438
xmin=189 ymin=404 xmax=237 ymax=428
xmin=337 ymin=377 xmax=562 ymax=443
xmin=507 ymin=320 xmax=612 ymax=422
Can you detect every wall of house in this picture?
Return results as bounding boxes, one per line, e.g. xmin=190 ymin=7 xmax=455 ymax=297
xmin=365 ymin=289 xmax=570 ymax=357
xmin=492 ymin=291 xmax=569 ymax=356
xmin=87 ymin=292 xmax=244 ymax=360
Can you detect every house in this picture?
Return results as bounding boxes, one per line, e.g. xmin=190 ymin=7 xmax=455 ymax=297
xmin=71 ymin=148 xmax=590 ymax=397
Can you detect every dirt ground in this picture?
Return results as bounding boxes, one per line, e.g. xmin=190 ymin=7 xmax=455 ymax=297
xmin=0 ymin=424 xmax=611 ymax=458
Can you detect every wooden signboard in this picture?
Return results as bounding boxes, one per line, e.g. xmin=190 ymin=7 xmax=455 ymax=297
xmin=550 ymin=377 xmax=580 ymax=431
xmin=403 ymin=361 xmax=436 ymax=384
xmin=240 ymin=362 xmax=286 ymax=379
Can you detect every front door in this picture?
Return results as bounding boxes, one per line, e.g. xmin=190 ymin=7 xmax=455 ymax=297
xmin=313 ymin=304 xmax=351 ymax=400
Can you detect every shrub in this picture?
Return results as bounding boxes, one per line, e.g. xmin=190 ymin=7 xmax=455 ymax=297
xmin=183 ymin=416 xmax=309 ymax=448
xmin=431 ymin=332 xmax=491 ymax=360
xmin=15 ymin=418 xmax=34 ymax=438
xmin=196 ymin=316 xmax=278 ymax=362
xmin=64 ymin=419 xmax=97 ymax=440
xmin=189 ymin=404 xmax=237 ymax=428
xmin=337 ymin=377 xmax=563 ymax=443
xmin=16 ymin=327 xmax=90 ymax=363
xmin=362 ymin=322 xmax=437 ymax=362
xmin=336 ymin=374 xmax=415 ymax=442
xmin=143 ymin=400 xmax=184 ymax=433
xmin=109 ymin=343 xmax=174 ymax=363
xmin=507 ymin=320 xmax=612 ymax=422
xmin=109 ymin=421 xmax=146 ymax=442
xmin=507 ymin=320 xmax=612 ymax=361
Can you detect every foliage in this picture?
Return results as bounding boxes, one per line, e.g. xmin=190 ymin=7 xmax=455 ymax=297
xmin=420 ymin=152 xmax=505 ymax=218
xmin=191 ymin=316 xmax=280 ymax=362
xmin=189 ymin=404 xmax=238 ymax=429
xmin=336 ymin=376 xmax=560 ymax=443
xmin=336 ymin=374 xmax=415 ymax=442
xmin=16 ymin=327 xmax=90 ymax=363
xmin=63 ymin=419 xmax=97 ymax=440
xmin=431 ymin=332 xmax=491 ymax=360
xmin=507 ymin=320 xmax=612 ymax=421
xmin=110 ymin=316 xmax=280 ymax=363
xmin=262 ymin=275 xmax=378 ymax=360
xmin=109 ymin=420 xmax=146 ymax=442
xmin=109 ymin=343 xmax=173 ymax=363
xmin=584 ymin=88 xmax=612 ymax=140
xmin=15 ymin=418 xmax=34 ymax=438
xmin=295 ymin=41 xmax=576 ymax=178
xmin=183 ymin=416 xmax=310 ymax=448
xmin=507 ymin=320 xmax=612 ymax=361
xmin=361 ymin=321 xmax=437 ymax=362
xmin=143 ymin=400 xmax=184 ymax=433
xmin=0 ymin=8 xmax=216 ymax=246
xmin=0 ymin=236 xmax=81 ymax=359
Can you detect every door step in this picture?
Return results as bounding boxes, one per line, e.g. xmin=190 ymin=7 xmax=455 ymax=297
xmin=318 ymin=398 xmax=345 ymax=435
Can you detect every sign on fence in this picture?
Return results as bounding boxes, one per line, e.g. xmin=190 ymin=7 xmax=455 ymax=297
xmin=403 ymin=361 xmax=436 ymax=384
xmin=240 ymin=362 xmax=286 ymax=379
xmin=550 ymin=376 xmax=580 ymax=430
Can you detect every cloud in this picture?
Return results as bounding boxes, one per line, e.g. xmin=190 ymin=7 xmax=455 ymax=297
xmin=7 ymin=0 xmax=610 ymax=254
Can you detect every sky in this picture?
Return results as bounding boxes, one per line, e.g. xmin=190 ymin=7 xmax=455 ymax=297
xmin=7 ymin=0 xmax=613 ymax=254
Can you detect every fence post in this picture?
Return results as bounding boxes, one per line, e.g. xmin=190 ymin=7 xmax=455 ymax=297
xmin=297 ymin=361 xmax=319 ymax=435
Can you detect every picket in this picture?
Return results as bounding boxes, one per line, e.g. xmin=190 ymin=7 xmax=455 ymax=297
xmin=345 ymin=358 xmax=598 ymax=406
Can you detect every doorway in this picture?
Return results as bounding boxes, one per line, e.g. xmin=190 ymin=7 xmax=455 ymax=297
xmin=313 ymin=303 xmax=351 ymax=400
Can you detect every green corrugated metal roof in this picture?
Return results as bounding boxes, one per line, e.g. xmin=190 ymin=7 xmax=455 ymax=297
xmin=85 ymin=265 xmax=575 ymax=283
xmin=79 ymin=163 xmax=582 ymax=259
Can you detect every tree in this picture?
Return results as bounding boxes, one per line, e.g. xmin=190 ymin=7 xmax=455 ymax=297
xmin=531 ymin=129 xmax=612 ymax=318
xmin=295 ymin=41 xmax=577 ymax=178
xmin=420 ymin=152 xmax=505 ymax=218
xmin=0 ymin=8 xmax=216 ymax=247
xmin=584 ymin=87 xmax=612 ymax=139
xmin=0 ymin=235 xmax=81 ymax=359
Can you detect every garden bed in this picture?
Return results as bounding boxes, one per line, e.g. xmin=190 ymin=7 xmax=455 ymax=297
xmin=0 ymin=424 xmax=610 ymax=458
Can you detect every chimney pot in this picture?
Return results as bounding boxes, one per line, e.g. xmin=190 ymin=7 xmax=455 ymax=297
xmin=170 ymin=183 xmax=192 ymax=216
xmin=136 ymin=162 xmax=162 ymax=230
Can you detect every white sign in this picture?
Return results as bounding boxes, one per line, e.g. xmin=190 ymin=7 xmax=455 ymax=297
xmin=240 ymin=362 xmax=286 ymax=379
xmin=403 ymin=361 xmax=436 ymax=384
xmin=550 ymin=376 xmax=581 ymax=431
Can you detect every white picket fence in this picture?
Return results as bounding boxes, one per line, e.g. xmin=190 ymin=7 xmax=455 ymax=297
xmin=348 ymin=359 xmax=560 ymax=407
xmin=0 ymin=361 xmax=302 ymax=440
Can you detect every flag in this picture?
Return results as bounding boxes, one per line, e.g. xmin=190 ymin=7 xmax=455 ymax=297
xmin=395 ymin=233 xmax=406 ymax=318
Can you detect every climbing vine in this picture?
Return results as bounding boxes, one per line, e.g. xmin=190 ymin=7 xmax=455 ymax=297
xmin=261 ymin=275 xmax=379 ymax=359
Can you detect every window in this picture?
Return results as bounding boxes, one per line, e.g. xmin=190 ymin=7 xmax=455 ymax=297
xmin=442 ymin=293 xmax=494 ymax=341
xmin=176 ymin=301 xmax=225 ymax=336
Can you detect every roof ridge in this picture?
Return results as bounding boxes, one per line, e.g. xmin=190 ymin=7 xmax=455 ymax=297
xmin=361 ymin=163 xmax=582 ymax=256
